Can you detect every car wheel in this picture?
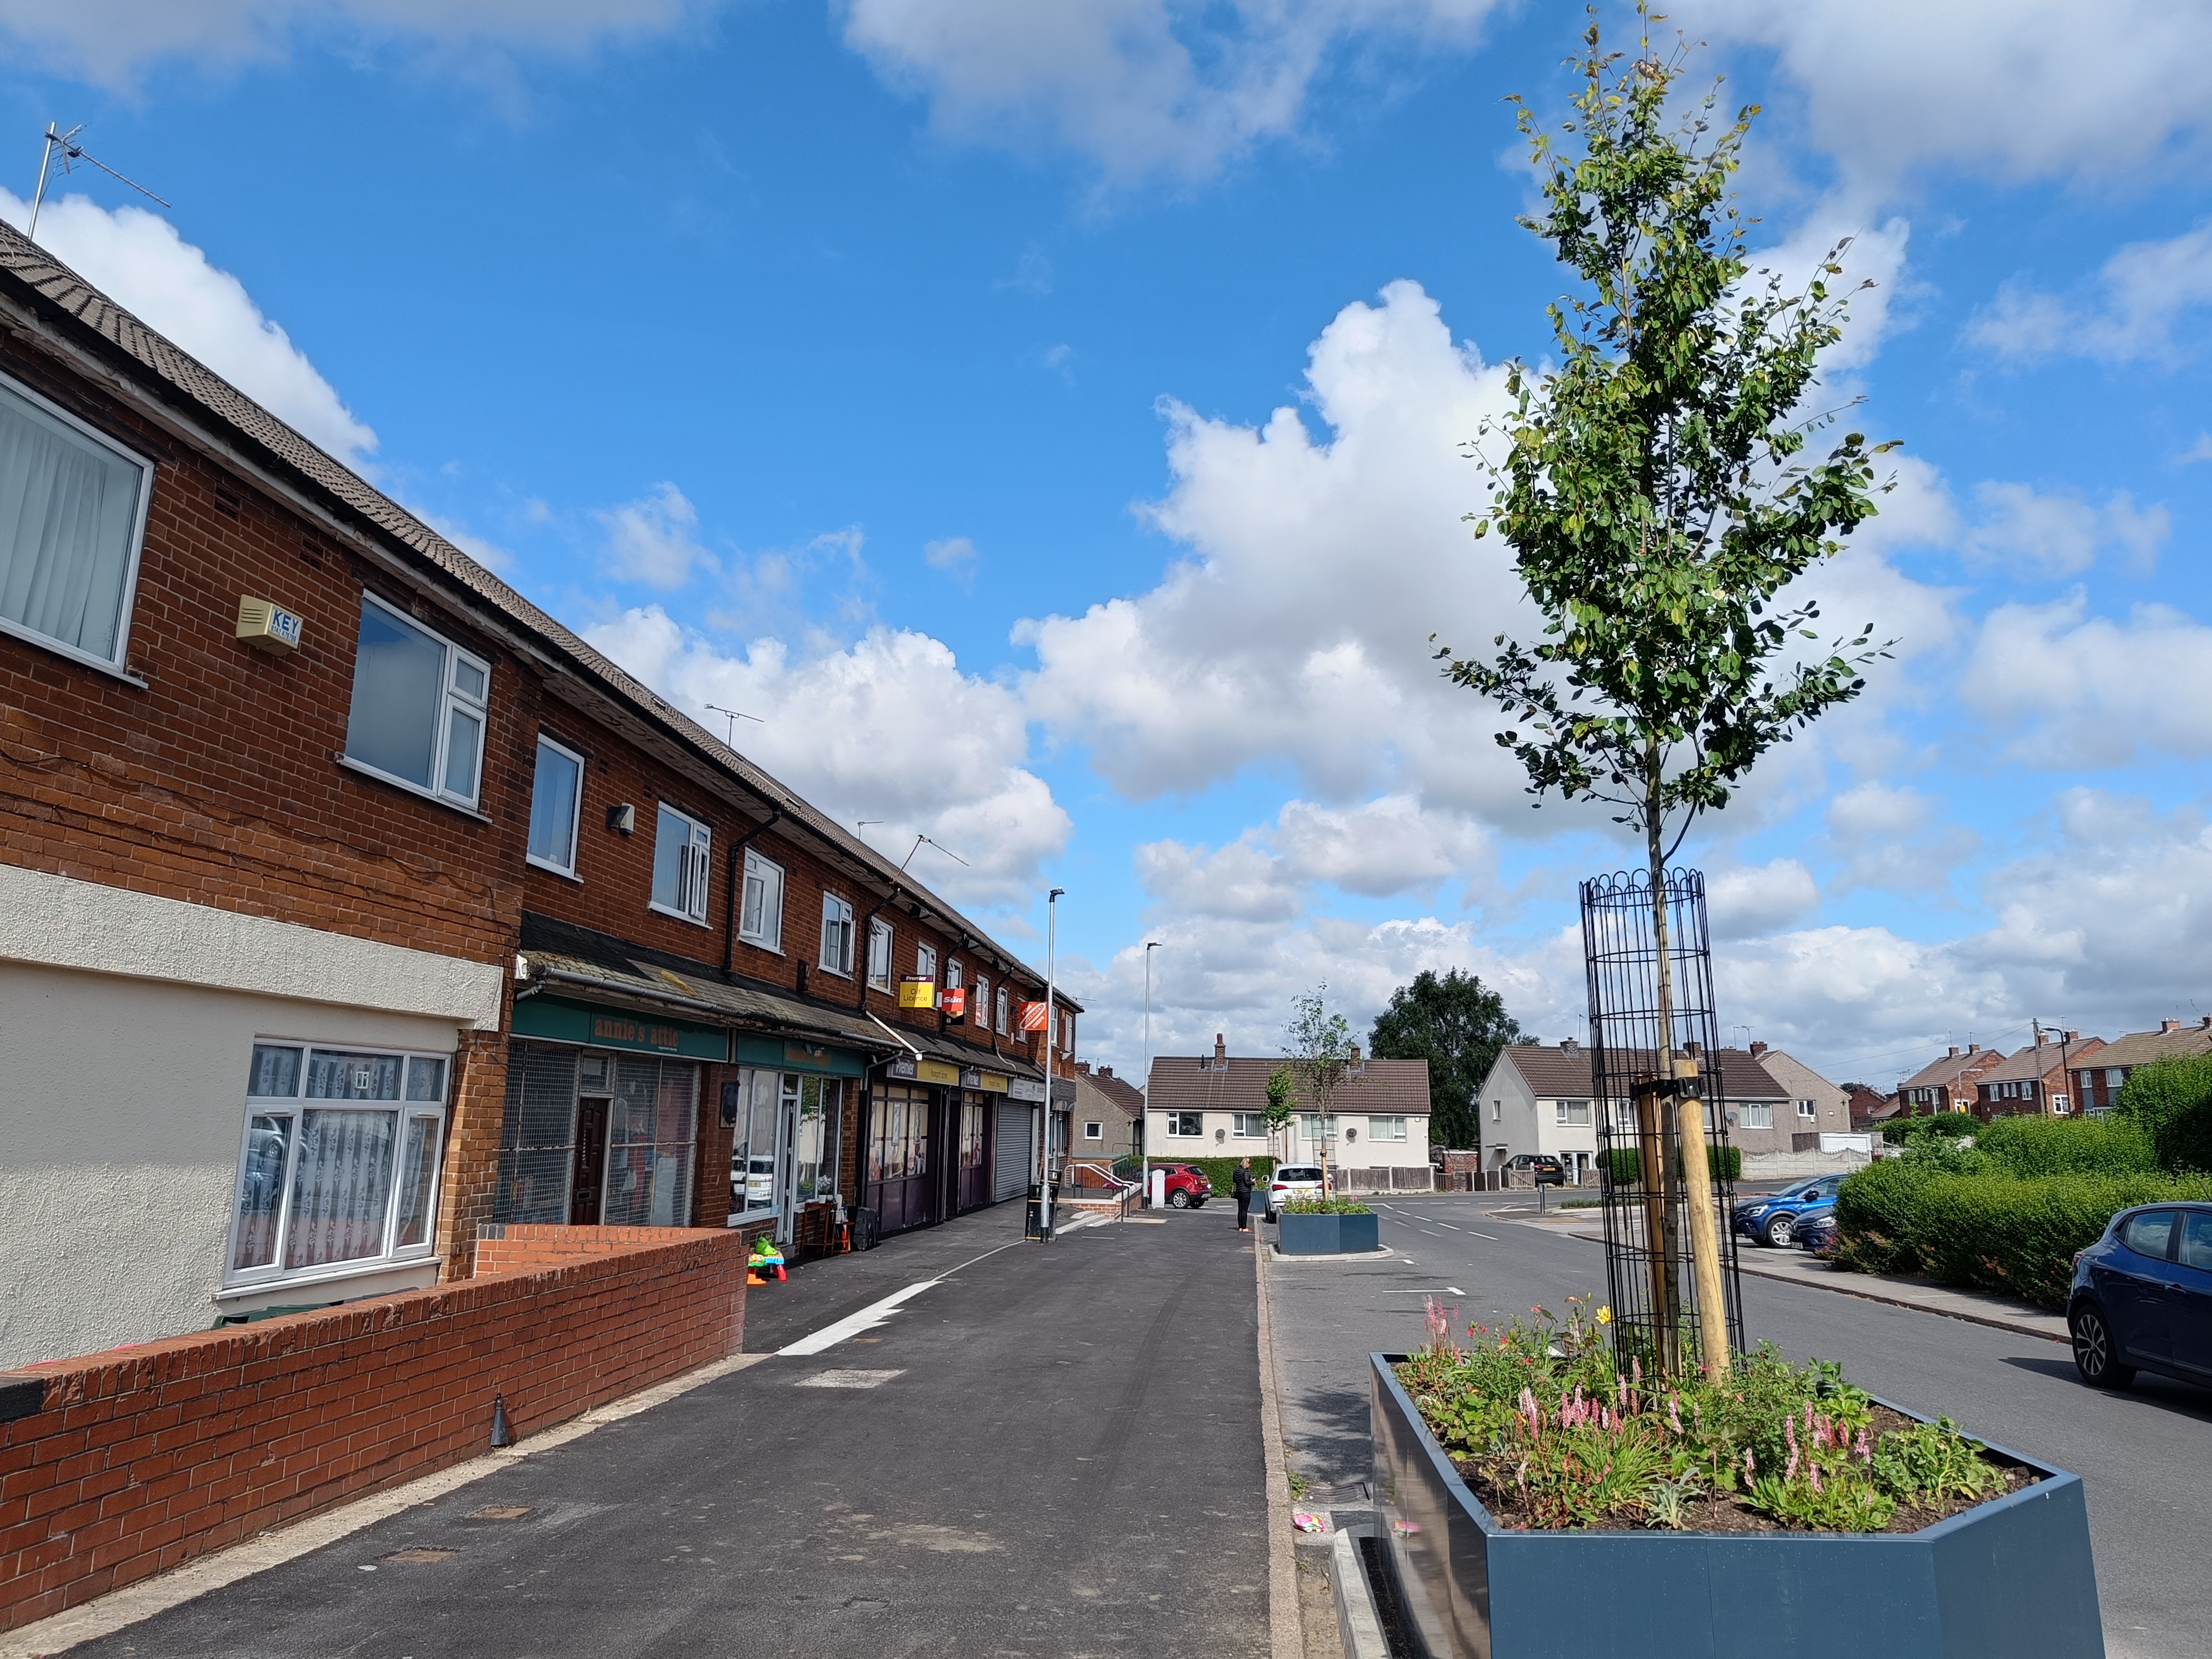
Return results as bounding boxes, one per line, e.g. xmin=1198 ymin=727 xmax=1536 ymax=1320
xmin=2071 ymin=1303 xmax=2135 ymax=1390
xmin=1762 ymin=1212 xmax=1795 ymax=1248
xmin=1168 ymin=1189 xmax=1191 ymax=1209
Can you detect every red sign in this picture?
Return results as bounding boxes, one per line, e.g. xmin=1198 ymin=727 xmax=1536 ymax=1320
xmin=941 ymin=987 xmax=967 ymax=1024
xmin=1019 ymin=1000 xmax=1048 ymax=1033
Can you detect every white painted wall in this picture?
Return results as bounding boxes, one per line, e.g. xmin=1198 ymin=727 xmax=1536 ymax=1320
xmin=1144 ymin=1108 xmax=1431 ymax=1168
xmin=0 ymin=872 xmax=501 ymax=1369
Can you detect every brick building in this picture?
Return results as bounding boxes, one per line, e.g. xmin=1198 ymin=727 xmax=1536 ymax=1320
xmin=2072 ymin=1017 xmax=2212 ymax=1113
xmin=0 ymin=221 xmax=1077 ymax=1370
xmin=1969 ymin=1030 xmax=2106 ymax=1120
xmin=1894 ymin=1045 xmax=2003 ymax=1116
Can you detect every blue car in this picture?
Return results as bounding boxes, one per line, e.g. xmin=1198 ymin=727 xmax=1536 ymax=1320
xmin=1732 ymin=1175 xmax=1845 ymax=1249
xmin=2068 ymin=1201 xmax=2212 ymax=1392
xmin=1795 ymin=1200 xmax=1839 ymax=1257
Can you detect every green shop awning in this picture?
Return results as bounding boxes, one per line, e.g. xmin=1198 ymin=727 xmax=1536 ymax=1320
xmin=511 ymin=994 xmax=730 ymax=1061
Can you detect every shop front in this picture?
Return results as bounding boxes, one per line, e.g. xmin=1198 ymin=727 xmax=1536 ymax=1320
xmin=724 ymin=1035 xmax=869 ymax=1245
xmin=497 ymin=995 xmax=724 ymax=1230
xmin=863 ymin=1055 xmax=1023 ymax=1235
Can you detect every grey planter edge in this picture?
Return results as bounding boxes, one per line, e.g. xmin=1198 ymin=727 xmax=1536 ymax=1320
xmin=1278 ymin=1211 xmax=1382 ymax=1255
xmin=1370 ymin=1352 xmax=2105 ymax=1659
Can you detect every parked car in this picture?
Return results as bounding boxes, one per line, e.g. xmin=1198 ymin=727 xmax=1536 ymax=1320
xmin=1269 ymin=1164 xmax=1325 ymax=1214
xmin=2067 ymin=1201 xmax=2212 ymax=1392
xmin=1794 ymin=1201 xmax=1839 ymax=1257
xmin=1156 ymin=1163 xmax=1213 ymax=1209
xmin=1503 ymin=1152 xmax=1566 ymax=1188
xmin=1734 ymin=1174 xmax=1845 ymax=1247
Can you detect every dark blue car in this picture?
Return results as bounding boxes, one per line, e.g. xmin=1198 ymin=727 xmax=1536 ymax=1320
xmin=2068 ymin=1201 xmax=2212 ymax=1391
xmin=1794 ymin=1200 xmax=1839 ymax=1257
xmin=1732 ymin=1174 xmax=1844 ymax=1248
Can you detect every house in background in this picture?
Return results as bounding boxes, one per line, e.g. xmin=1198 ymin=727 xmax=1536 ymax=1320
xmin=1849 ymin=1086 xmax=1899 ymax=1130
xmin=1145 ymin=1035 xmax=1433 ymax=1189
xmin=1970 ymin=1031 xmax=2106 ymax=1120
xmin=2073 ymin=1017 xmax=2212 ymax=1112
xmin=1736 ymin=1043 xmax=1860 ymax=1153
xmin=1068 ymin=1061 xmax=1144 ymax=1161
xmin=1896 ymin=1046 xmax=2004 ymax=1115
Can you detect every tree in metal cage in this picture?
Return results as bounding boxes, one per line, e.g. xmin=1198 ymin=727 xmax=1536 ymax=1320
xmin=1434 ymin=9 xmax=1897 ymax=1375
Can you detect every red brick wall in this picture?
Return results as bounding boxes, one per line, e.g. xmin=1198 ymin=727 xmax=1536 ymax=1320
xmin=0 ymin=1225 xmax=745 ymax=1631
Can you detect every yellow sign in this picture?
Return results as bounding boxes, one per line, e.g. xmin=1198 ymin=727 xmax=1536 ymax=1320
xmin=916 ymin=1060 xmax=961 ymax=1085
xmin=976 ymin=1071 xmax=1010 ymax=1094
xmin=899 ymin=977 xmax=937 ymax=1010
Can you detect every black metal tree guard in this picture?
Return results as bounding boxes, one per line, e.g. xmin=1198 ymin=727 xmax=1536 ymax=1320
xmin=1582 ymin=868 xmax=1745 ymax=1375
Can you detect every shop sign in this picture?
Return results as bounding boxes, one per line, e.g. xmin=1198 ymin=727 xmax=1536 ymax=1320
xmin=1008 ymin=1077 xmax=1047 ymax=1103
xmin=1018 ymin=1000 xmax=1048 ymax=1033
xmin=511 ymin=994 xmax=727 ymax=1061
xmin=916 ymin=1059 xmax=961 ymax=1086
xmin=941 ymin=987 xmax=967 ymax=1024
xmin=975 ymin=1071 xmax=1010 ymax=1094
xmin=899 ymin=976 xmax=937 ymax=1010
xmin=887 ymin=1056 xmax=918 ymax=1080
xmin=731 ymin=1035 xmax=867 ymax=1077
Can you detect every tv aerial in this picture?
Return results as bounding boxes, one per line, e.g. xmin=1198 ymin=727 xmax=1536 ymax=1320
xmin=29 ymin=123 xmax=170 ymax=242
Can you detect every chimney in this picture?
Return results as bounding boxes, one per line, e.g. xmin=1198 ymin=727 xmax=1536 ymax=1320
xmin=1967 ymin=1043 xmax=1979 ymax=1054
xmin=1214 ymin=1032 xmax=1227 ymax=1063
xmin=2065 ymin=1030 xmax=2080 ymax=1042
xmin=1100 ymin=1064 xmax=1115 ymax=1078
xmin=1947 ymin=1046 xmax=1960 ymax=1057
xmin=1560 ymin=1037 xmax=1580 ymax=1053
xmin=1749 ymin=1040 xmax=1767 ymax=1057
xmin=2161 ymin=1019 xmax=2182 ymax=1034
xmin=1350 ymin=1043 xmax=1362 ymax=1063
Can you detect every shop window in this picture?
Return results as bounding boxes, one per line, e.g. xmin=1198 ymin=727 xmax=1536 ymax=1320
xmin=228 ymin=1042 xmax=449 ymax=1288
xmin=603 ymin=1056 xmax=700 ymax=1226
xmin=344 ymin=594 xmax=490 ymax=808
xmin=526 ymin=736 xmax=584 ymax=876
xmin=961 ymin=1098 xmax=987 ymax=1169
xmin=494 ymin=1047 xmax=698 ymax=1228
xmin=651 ymin=805 xmax=714 ymax=925
xmin=871 ymin=1082 xmax=930 ymax=1179
xmin=820 ymin=892 xmax=855 ymax=976
xmin=730 ymin=1070 xmax=846 ymax=1219
xmin=867 ymin=918 xmax=894 ymax=990
xmin=1370 ymin=1115 xmax=1408 ymax=1141
xmin=1164 ymin=1111 xmax=1202 ymax=1138
xmin=0 ymin=369 xmax=153 ymax=673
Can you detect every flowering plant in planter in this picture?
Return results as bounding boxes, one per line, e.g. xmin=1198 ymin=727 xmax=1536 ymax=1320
xmin=1395 ymin=1296 xmax=2018 ymax=1534
xmin=1278 ymin=1196 xmax=1373 ymax=1215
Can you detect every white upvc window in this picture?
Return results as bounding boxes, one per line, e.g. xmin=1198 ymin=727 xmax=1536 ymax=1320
xmin=947 ymin=959 xmax=963 ymax=992
xmin=1554 ymin=1099 xmax=1591 ymax=1125
xmin=1797 ymin=1098 xmax=1818 ymax=1119
xmin=996 ymin=985 xmax=1010 ymax=1034
xmin=1370 ymin=1115 xmax=1408 ymax=1141
xmin=1083 ymin=1121 xmax=1104 ymax=1141
xmin=820 ymin=892 xmax=855 ymax=976
xmin=652 ymin=804 xmax=714 ymax=925
xmin=1060 ymin=1011 xmax=1074 ymax=1050
xmin=975 ymin=974 xmax=990 ymax=1028
xmin=735 ymin=846 xmax=789 ymax=945
xmin=1299 ymin=1114 xmax=1338 ymax=1141
xmin=1740 ymin=1102 xmax=1775 ymax=1130
xmin=867 ymin=918 xmax=894 ymax=990
xmin=526 ymin=734 xmax=585 ymax=876
xmin=227 ymin=1041 xmax=449 ymax=1290
xmin=0 ymin=369 xmax=154 ymax=676
xmin=1164 ymin=1111 xmax=1202 ymax=1137
xmin=344 ymin=593 xmax=491 ymax=809
xmin=2052 ymin=1093 xmax=2072 ymax=1115
xmin=1230 ymin=1112 xmax=1266 ymax=1138
xmin=916 ymin=943 xmax=938 ymax=982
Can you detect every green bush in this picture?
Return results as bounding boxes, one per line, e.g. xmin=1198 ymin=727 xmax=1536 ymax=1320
xmin=1974 ymin=1114 xmax=2156 ymax=1178
xmin=1879 ymin=1111 xmax=1979 ymax=1146
xmin=2115 ymin=1055 xmax=2212 ymax=1174
xmin=1604 ymin=1144 xmax=1742 ymax=1186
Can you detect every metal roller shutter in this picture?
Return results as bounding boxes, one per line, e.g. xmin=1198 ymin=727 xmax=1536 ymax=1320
xmin=994 ymin=1103 xmax=1031 ymax=1204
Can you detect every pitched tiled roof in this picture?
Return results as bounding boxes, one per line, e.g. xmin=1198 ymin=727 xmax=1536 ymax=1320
xmin=1494 ymin=1044 xmax=1789 ymax=1103
xmin=1144 ymin=1056 xmax=1431 ymax=1115
xmin=0 ymin=219 xmax=1074 ymax=1010
xmin=1898 ymin=1049 xmax=2001 ymax=1092
xmin=1974 ymin=1038 xmax=2107 ymax=1086
xmin=1074 ymin=1065 xmax=1145 ymax=1120
xmin=2095 ymin=1023 xmax=2212 ymax=1072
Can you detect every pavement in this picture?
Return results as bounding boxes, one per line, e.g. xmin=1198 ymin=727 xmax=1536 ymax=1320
xmin=46 ymin=1203 xmax=1275 ymax=1659
xmin=1263 ymin=1190 xmax=2212 ymax=1659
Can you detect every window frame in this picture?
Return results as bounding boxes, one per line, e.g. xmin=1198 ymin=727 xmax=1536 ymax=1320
xmin=915 ymin=943 xmax=938 ymax=983
xmin=342 ymin=592 xmax=493 ymax=811
xmin=1229 ymin=1111 xmax=1267 ymax=1139
xmin=867 ymin=918 xmax=894 ymax=990
xmin=996 ymin=986 xmax=1010 ymax=1034
xmin=525 ymin=733 xmax=587 ymax=879
xmin=1740 ymin=1102 xmax=1775 ymax=1131
xmin=0 ymin=368 xmax=156 ymax=679
xmin=1554 ymin=1099 xmax=1591 ymax=1126
xmin=223 ymin=1038 xmax=450 ymax=1293
xmin=1797 ymin=1098 xmax=1819 ymax=1119
xmin=650 ymin=802 xmax=716 ymax=927
xmin=1369 ymin=1115 xmax=1408 ymax=1142
xmin=819 ymin=891 xmax=856 ymax=976
xmin=1164 ymin=1110 xmax=1203 ymax=1138
xmin=1083 ymin=1121 xmax=1104 ymax=1141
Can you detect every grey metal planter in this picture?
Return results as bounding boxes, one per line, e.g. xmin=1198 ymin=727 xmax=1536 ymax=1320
xmin=1370 ymin=1353 xmax=2104 ymax=1659
xmin=1278 ymin=1211 xmax=1381 ymax=1255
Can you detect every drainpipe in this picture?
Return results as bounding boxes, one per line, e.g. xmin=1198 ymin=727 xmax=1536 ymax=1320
xmin=720 ymin=809 xmax=782 ymax=974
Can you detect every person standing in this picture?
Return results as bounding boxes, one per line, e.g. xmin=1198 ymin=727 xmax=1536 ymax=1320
xmin=1232 ymin=1157 xmax=1254 ymax=1232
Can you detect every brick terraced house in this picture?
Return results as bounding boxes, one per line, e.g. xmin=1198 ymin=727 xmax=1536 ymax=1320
xmin=0 ymin=221 xmax=1077 ymax=1370
xmin=1894 ymin=1044 xmax=2004 ymax=1116
xmin=1968 ymin=1030 xmax=2106 ymax=1120
xmin=2071 ymin=1017 xmax=2212 ymax=1114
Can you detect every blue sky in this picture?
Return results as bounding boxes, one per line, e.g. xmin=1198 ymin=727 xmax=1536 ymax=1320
xmin=9 ymin=0 xmax=2211 ymax=1087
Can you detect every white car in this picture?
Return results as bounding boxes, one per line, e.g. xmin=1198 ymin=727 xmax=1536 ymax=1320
xmin=1269 ymin=1164 xmax=1325 ymax=1215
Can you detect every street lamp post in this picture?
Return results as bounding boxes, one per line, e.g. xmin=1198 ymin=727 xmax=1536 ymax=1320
xmin=1038 ymin=887 xmax=1065 ymax=1240
xmin=1142 ymin=940 xmax=1161 ymax=1209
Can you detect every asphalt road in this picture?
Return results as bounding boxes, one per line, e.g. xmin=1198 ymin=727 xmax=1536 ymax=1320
xmin=1265 ymin=1191 xmax=2212 ymax=1659
xmin=72 ymin=1205 xmax=1271 ymax=1659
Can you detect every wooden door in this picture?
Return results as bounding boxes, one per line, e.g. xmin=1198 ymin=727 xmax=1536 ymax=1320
xmin=570 ymin=1097 xmax=609 ymax=1225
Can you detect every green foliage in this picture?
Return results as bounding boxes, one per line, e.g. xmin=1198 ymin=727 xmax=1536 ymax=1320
xmin=1280 ymin=1195 xmax=1373 ymax=1215
xmin=1264 ymin=1066 xmax=1297 ymax=1132
xmin=1434 ymin=13 xmax=1894 ymax=862
xmin=1975 ymin=1115 xmax=2156 ymax=1179
xmin=1368 ymin=969 xmax=1526 ymax=1151
xmin=1880 ymin=1111 xmax=1980 ymax=1145
xmin=1871 ymin=1419 xmax=2004 ymax=1506
xmin=1605 ymin=1144 xmax=1741 ymax=1186
xmin=1284 ymin=987 xmax=1359 ymax=1121
xmin=2115 ymin=1055 xmax=2212 ymax=1174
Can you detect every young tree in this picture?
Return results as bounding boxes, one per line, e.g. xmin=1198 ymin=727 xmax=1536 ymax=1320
xmin=1369 ymin=970 xmax=1526 ymax=1152
xmin=1435 ymin=14 xmax=1895 ymax=1377
xmin=1264 ymin=1065 xmax=1298 ymax=1169
xmin=1284 ymin=988 xmax=1359 ymax=1192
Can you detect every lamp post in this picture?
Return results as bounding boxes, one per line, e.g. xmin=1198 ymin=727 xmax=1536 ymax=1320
xmin=1038 ymin=887 xmax=1065 ymax=1240
xmin=1142 ymin=940 xmax=1161 ymax=1208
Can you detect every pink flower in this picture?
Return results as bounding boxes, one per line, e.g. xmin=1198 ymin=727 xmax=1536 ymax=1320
xmin=1785 ymin=1416 xmax=1800 ymax=1482
xmin=1809 ymin=1461 xmax=1823 ymax=1495
xmin=1668 ymin=1393 xmax=1683 ymax=1436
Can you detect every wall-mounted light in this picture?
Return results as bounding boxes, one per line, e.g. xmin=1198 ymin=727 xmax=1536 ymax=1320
xmin=606 ymin=803 xmax=636 ymax=834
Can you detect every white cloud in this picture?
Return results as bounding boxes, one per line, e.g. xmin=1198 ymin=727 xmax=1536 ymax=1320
xmin=2 ymin=192 xmax=377 ymax=466
xmin=1965 ymin=221 xmax=2212 ymax=364
xmin=1707 ymin=859 xmax=1819 ymax=940
xmin=583 ymin=606 xmax=1071 ymax=912
xmin=1821 ymin=781 xmax=1978 ymax=896
xmin=1963 ymin=595 xmax=2212 ymax=766
xmin=1685 ymin=0 xmax=2212 ymax=189
xmin=839 ymin=0 xmax=1502 ymax=183
xmin=0 ymin=0 xmax=694 ymax=87
xmin=923 ymin=535 xmax=979 ymax=588
xmin=1960 ymin=483 xmax=2168 ymax=578
xmin=595 ymin=482 xmax=711 ymax=590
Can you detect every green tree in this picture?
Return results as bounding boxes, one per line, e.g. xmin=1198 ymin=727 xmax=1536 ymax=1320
xmin=1368 ymin=970 xmax=1526 ymax=1151
xmin=1285 ymin=987 xmax=1359 ymax=1190
xmin=2115 ymin=1055 xmax=2212 ymax=1174
xmin=1433 ymin=12 xmax=1896 ymax=1377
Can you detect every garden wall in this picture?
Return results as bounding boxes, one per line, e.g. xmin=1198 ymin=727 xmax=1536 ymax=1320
xmin=1741 ymin=1148 xmax=1872 ymax=1183
xmin=0 ymin=1224 xmax=745 ymax=1631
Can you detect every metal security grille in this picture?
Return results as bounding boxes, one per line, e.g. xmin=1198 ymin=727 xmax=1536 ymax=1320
xmin=496 ymin=1043 xmax=581 ymax=1224
xmin=1582 ymin=869 xmax=1744 ymax=1375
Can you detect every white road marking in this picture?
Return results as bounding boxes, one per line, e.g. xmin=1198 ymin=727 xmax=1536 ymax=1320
xmin=778 ymin=1282 xmax=940 ymax=1355
xmin=1466 ymin=1231 xmax=1500 ymax=1241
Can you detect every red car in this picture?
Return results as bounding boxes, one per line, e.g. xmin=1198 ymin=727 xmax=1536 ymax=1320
xmin=1156 ymin=1164 xmax=1212 ymax=1209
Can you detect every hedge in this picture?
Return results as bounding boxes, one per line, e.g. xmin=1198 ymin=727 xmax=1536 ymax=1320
xmin=1120 ymin=1155 xmax=1278 ymax=1196
xmin=2115 ymin=1055 xmax=2212 ymax=1174
xmin=1604 ymin=1144 xmax=1742 ymax=1186
xmin=1974 ymin=1114 xmax=2156 ymax=1178
xmin=1879 ymin=1111 xmax=1979 ymax=1146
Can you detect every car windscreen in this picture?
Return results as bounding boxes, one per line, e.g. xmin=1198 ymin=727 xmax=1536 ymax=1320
xmin=1277 ymin=1166 xmax=1321 ymax=1181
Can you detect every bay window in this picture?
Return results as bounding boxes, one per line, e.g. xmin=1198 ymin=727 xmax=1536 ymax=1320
xmin=228 ymin=1041 xmax=448 ymax=1288
xmin=343 ymin=594 xmax=490 ymax=808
